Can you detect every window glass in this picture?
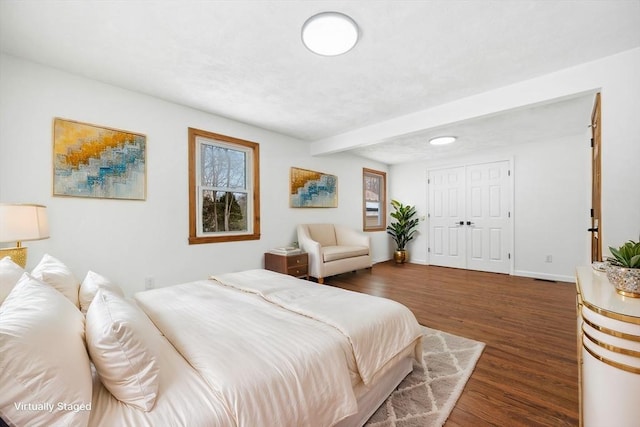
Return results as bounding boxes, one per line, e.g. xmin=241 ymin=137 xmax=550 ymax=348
xmin=363 ymin=168 xmax=386 ymax=231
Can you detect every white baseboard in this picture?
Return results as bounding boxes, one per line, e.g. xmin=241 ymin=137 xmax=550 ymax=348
xmin=372 ymin=261 xmax=574 ymax=283
xmin=513 ymin=270 xmax=574 ymax=283
xmin=372 ymin=257 xmax=428 ymax=265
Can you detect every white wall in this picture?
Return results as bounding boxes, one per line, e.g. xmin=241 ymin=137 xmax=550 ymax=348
xmin=512 ymin=137 xmax=591 ymax=280
xmin=390 ymin=134 xmax=590 ymax=282
xmin=0 ymin=54 xmax=389 ymax=295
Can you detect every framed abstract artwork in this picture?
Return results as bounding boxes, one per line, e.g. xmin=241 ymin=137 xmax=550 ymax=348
xmin=290 ymin=167 xmax=337 ymax=208
xmin=53 ymin=118 xmax=146 ymax=200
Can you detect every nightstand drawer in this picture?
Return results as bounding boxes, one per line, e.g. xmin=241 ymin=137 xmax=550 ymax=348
xmin=287 ymin=265 xmax=308 ymax=277
xmin=287 ymin=254 xmax=308 ymax=267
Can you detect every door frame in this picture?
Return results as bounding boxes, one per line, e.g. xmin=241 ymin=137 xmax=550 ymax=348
xmin=590 ymin=92 xmax=602 ymax=262
xmin=426 ymin=157 xmax=514 ymax=274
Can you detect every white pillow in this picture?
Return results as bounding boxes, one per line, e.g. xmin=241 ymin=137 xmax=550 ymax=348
xmin=31 ymin=254 xmax=80 ymax=308
xmin=79 ymin=270 xmax=125 ymax=315
xmin=0 ymin=256 xmax=24 ymax=305
xmin=86 ymin=288 xmax=160 ymax=411
xmin=0 ymin=273 xmax=92 ymax=427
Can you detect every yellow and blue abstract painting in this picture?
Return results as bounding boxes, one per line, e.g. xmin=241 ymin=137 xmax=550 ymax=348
xmin=53 ymin=118 xmax=146 ymax=200
xmin=290 ymin=167 xmax=337 ymax=208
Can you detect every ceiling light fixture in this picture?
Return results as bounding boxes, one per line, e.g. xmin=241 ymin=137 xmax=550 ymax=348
xmin=302 ymin=12 xmax=359 ymax=56
xmin=429 ymin=136 xmax=457 ymax=146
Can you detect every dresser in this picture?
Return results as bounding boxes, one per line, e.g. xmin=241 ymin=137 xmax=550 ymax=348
xmin=264 ymin=252 xmax=309 ymax=280
xmin=575 ymin=266 xmax=640 ymax=427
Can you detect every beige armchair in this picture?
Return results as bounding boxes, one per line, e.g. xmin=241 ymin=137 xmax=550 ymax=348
xmin=297 ymin=224 xmax=371 ymax=284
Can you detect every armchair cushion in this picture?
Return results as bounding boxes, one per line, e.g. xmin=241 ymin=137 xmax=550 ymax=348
xmin=323 ymin=246 xmax=370 ymax=262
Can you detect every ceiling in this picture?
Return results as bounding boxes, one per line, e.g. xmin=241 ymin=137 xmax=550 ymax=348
xmin=1 ymin=1 xmax=639 ymax=164
xmin=350 ymin=94 xmax=598 ymax=163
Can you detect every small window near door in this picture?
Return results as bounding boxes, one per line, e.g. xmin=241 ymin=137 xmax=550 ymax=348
xmin=363 ymin=168 xmax=386 ymax=232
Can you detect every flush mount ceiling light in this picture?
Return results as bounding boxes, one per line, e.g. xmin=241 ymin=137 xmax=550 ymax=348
xmin=302 ymin=12 xmax=359 ymax=56
xmin=429 ymin=136 xmax=457 ymax=146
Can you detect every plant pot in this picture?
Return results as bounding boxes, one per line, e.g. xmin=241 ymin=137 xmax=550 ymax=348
xmin=606 ymin=264 xmax=640 ymax=297
xmin=393 ymin=250 xmax=407 ymax=264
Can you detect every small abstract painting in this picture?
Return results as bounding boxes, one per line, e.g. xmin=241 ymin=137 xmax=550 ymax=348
xmin=53 ymin=118 xmax=146 ymax=200
xmin=290 ymin=167 xmax=337 ymax=208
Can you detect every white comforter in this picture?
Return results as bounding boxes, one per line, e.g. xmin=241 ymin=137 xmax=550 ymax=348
xmin=135 ymin=279 xmax=359 ymax=427
xmin=106 ymin=269 xmax=422 ymax=427
xmin=211 ymin=269 xmax=423 ymax=385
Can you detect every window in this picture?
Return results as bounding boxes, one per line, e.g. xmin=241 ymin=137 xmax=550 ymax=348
xmin=363 ymin=168 xmax=386 ymax=231
xmin=188 ymin=128 xmax=260 ymax=244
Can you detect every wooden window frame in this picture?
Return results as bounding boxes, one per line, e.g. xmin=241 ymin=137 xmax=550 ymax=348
xmin=362 ymin=168 xmax=387 ymax=232
xmin=188 ymin=127 xmax=260 ymax=244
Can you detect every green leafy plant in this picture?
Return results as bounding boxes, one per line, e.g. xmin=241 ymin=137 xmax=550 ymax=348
xmin=386 ymin=200 xmax=419 ymax=251
xmin=607 ymin=240 xmax=640 ymax=268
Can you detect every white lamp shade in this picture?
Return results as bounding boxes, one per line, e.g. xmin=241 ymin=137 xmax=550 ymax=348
xmin=0 ymin=204 xmax=49 ymax=243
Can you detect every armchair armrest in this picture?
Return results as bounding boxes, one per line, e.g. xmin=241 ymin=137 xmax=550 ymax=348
xmin=297 ymin=225 xmax=323 ymax=278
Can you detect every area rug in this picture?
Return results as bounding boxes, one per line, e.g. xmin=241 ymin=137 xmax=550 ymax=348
xmin=365 ymin=326 xmax=485 ymax=427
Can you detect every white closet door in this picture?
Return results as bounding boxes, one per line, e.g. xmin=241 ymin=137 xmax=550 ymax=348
xmin=466 ymin=161 xmax=511 ymax=274
xmin=428 ymin=161 xmax=511 ymax=274
xmin=428 ymin=167 xmax=465 ymax=269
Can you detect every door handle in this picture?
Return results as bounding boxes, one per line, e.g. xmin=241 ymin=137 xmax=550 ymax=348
xmin=588 ymin=228 xmax=598 ymax=232
xmin=453 ymin=221 xmax=464 ymax=226
xmin=466 ymin=221 xmax=475 ymax=226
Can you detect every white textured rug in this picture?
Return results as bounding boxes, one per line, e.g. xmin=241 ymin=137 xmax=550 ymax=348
xmin=365 ymin=326 xmax=485 ymax=427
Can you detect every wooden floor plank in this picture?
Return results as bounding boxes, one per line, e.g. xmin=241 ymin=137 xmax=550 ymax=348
xmin=325 ymin=261 xmax=579 ymax=426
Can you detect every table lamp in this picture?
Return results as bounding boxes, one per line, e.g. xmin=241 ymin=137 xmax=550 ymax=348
xmin=0 ymin=204 xmax=49 ymax=268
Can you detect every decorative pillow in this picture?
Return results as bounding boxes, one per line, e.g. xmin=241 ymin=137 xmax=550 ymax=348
xmin=79 ymin=270 xmax=125 ymax=315
xmin=0 ymin=256 xmax=24 ymax=305
xmin=0 ymin=273 xmax=92 ymax=427
xmin=86 ymin=288 xmax=160 ymax=411
xmin=31 ymin=254 xmax=80 ymax=308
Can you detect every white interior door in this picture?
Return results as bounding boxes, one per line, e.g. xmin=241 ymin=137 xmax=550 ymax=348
xmin=466 ymin=161 xmax=511 ymax=273
xmin=428 ymin=167 xmax=465 ymax=268
xmin=428 ymin=161 xmax=511 ymax=274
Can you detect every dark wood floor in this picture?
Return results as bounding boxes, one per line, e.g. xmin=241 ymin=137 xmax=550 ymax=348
xmin=325 ymin=261 xmax=579 ymax=427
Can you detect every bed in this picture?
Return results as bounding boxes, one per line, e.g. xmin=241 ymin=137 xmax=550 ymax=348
xmin=0 ymin=255 xmax=423 ymax=427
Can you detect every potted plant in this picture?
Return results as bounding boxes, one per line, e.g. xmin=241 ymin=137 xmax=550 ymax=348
xmin=386 ymin=199 xmax=419 ymax=264
xmin=605 ymin=240 xmax=640 ymax=297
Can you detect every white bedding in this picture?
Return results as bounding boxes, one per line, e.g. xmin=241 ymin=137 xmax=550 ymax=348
xmin=89 ymin=332 xmax=235 ymax=427
xmin=135 ymin=280 xmax=358 ymax=427
xmin=211 ymin=269 xmax=423 ymax=385
xmin=89 ymin=270 xmax=422 ymax=427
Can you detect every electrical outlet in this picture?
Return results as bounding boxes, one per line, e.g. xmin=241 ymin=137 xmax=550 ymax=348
xmin=545 ymin=255 xmax=553 ymax=263
xmin=144 ymin=277 xmax=155 ymax=290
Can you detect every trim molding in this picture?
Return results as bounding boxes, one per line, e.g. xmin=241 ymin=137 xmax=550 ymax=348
xmin=583 ymin=329 xmax=640 ymax=358
xmin=583 ymin=340 xmax=640 ymax=375
xmin=582 ymin=316 xmax=640 ymax=342
xmin=513 ymin=270 xmax=574 ymax=283
xmin=582 ymin=299 xmax=640 ymax=325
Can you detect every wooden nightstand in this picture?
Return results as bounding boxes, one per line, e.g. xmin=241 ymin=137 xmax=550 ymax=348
xmin=264 ymin=252 xmax=308 ymax=280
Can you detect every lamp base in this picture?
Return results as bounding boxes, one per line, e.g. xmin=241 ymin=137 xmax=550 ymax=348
xmin=0 ymin=246 xmax=28 ymax=268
